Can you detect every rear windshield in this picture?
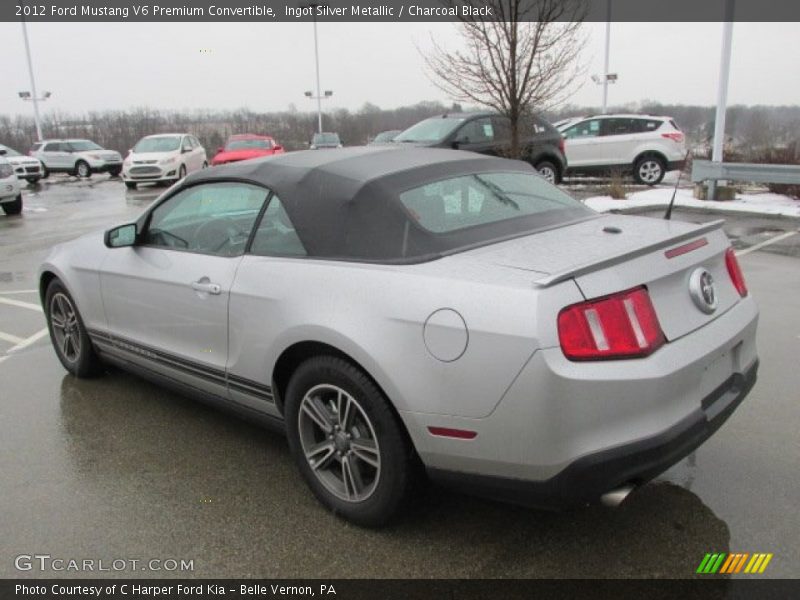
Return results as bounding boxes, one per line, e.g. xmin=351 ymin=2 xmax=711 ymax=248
xmin=226 ymin=139 xmax=272 ymax=151
xmin=394 ymin=117 xmax=465 ymax=144
xmin=400 ymin=171 xmax=587 ymax=234
xmin=134 ymin=136 xmax=181 ymax=153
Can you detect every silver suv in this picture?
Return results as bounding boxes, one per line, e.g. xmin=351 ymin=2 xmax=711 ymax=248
xmin=30 ymin=139 xmax=123 ymax=179
xmin=556 ymin=115 xmax=687 ymax=185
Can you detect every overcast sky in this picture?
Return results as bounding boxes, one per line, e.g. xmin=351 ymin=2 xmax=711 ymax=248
xmin=1 ymin=21 xmax=798 ymax=117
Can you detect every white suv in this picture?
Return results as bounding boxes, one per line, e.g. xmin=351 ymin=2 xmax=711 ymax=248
xmin=30 ymin=139 xmax=123 ymax=178
xmin=0 ymin=144 xmax=44 ymax=184
xmin=557 ymin=115 xmax=687 ymax=185
xmin=122 ymin=133 xmax=207 ymax=189
xmin=0 ymin=157 xmax=23 ymax=215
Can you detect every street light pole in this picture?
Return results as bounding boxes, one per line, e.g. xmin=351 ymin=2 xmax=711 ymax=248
xmin=601 ymin=0 xmax=611 ymax=114
xmin=312 ymin=9 xmax=323 ymax=134
xmin=20 ymin=15 xmax=43 ymax=141
xmin=709 ymin=0 xmax=735 ymax=200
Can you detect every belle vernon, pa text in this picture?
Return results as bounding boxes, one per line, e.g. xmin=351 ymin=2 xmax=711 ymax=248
xmin=16 ymin=583 xmax=338 ymax=596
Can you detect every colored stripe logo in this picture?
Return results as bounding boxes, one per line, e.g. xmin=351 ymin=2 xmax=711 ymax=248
xmin=697 ymin=552 xmax=773 ymax=574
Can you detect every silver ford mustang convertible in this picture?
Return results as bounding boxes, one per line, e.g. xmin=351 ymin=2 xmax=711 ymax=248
xmin=40 ymin=147 xmax=758 ymax=526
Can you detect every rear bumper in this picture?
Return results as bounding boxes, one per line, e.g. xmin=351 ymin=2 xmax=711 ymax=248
xmin=428 ymin=359 xmax=757 ymax=507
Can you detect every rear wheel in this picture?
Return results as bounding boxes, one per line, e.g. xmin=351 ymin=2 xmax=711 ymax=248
xmin=178 ymin=164 xmax=187 ymax=179
xmin=534 ymin=160 xmax=558 ymax=184
xmin=2 ymin=194 xmax=23 ymax=215
xmin=124 ymin=181 xmax=137 ymax=190
xmin=634 ymin=156 xmax=665 ymax=185
xmin=75 ymin=160 xmax=91 ymax=178
xmin=44 ymin=280 xmax=103 ymax=377
xmin=109 ymin=167 xmax=122 ymax=177
xmin=285 ymin=356 xmax=415 ymax=527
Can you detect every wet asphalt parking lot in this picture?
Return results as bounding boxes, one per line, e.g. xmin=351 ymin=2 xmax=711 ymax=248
xmin=1 ymin=175 xmax=799 ymax=579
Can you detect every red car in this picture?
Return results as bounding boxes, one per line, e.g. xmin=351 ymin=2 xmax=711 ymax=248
xmin=210 ymin=134 xmax=284 ymax=166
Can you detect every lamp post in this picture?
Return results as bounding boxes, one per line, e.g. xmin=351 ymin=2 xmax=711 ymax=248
xmin=304 ymin=90 xmax=333 ymax=134
xmin=20 ymin=16 xmax=47 ymax=141
xmin=301 ymin=2 xmax=330 ymax=134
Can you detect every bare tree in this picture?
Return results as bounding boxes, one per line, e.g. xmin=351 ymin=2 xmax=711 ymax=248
xmin=423 ymin=0 xmax=587 ymax=157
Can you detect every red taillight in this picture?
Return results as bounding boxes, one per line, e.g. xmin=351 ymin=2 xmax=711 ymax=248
xmin=661 ymin=132 xmax=684 ymax=143
xmin=428 ymin=427 xmax=477 ymax=440
xmin=557 ymin=287 xmax=666 ymax=361
xmin=558 ymin=137 xmax=566 ymax=153
xmin=725 ymin=248 xmax=748 ymax=297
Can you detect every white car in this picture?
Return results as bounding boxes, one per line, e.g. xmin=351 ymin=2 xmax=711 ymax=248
xmin=122 ymin=134 xmax=207 ymax=190
xmin=0 ymin=144 xmax=44 ymax=184
xmin=0 ymin=157 xmax=23 ymax=215
xmin=29 ymin=139 xmax=123 ymax=179
xmin=558 ymin=115 xmax=687 ymax=185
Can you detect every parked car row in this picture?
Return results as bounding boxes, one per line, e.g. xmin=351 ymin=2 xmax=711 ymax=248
xmin=2 ymin=111 xmax=687 ymax=212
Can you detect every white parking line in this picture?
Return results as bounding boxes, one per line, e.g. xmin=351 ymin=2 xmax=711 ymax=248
xmin=0 ymin=289 xmax=38 ymax=295
xmin=0 ymin=297 xmax=42 ymax=312
xmin=736 ymin=230 xmax=799 ymax=257
xmin=0 ymin=331 xmax=25 ymax=345
xmin=7 ymin=328 xmax=49 ymax=353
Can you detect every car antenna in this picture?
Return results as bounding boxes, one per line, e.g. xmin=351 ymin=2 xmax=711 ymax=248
xmin=664 ymin=149 xmax=691 ymax=220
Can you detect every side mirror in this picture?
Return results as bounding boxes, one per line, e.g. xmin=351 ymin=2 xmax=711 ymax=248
xmin=0 ymin=149 xmax=6 ymax=156
xmin=273 ymin=145 xmax=283 ymax=152
xmin=105 ymin=223 xmax=137 ymax=248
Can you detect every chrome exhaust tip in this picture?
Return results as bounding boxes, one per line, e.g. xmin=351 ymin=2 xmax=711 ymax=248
xmin=600 ymin=485 xmax=635 ymax=508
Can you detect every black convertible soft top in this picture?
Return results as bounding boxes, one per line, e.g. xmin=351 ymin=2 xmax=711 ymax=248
xmin=184 ymin=146 xmax=591 ymax=263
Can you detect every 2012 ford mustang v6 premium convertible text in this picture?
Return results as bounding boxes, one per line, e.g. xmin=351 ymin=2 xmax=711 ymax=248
xmin=40 ymin=147 xmax=758 ymax=526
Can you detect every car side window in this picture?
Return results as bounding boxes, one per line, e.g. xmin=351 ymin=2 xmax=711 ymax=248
xmin=602 ymin=118 xmax=638 ymax=136
xmin=563 ymin=119 xmax=602 ymax=139
xmin=143 ymin=182 xmax=269 ymax=257
xmin=250 ymin=195 xmax=307 ymax=257
xmin=44 ymin=142 xmax=60 ymax=152
xmin=456 ymin=118 xmax=494 ymax=144
xmin=182 ymin=137 xmax=193 ymax=152
xmin=490 ymin=117 xmax=511 ymax=142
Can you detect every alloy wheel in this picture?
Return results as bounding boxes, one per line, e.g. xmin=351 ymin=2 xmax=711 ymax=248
xmin=638 ymin=160 xmax=662 ymax=184
xmin=297 ymin=384 xmax=381 ymax=502
xmin=49 ymin=292 xmax=81 ymax=363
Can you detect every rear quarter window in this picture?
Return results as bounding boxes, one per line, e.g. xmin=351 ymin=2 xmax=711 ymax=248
xmin=399 ymin=171 xmax=586 ymax=234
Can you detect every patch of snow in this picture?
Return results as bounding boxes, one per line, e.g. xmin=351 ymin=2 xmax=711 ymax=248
xmin=584 ymin=187 xmax=800 ymax=218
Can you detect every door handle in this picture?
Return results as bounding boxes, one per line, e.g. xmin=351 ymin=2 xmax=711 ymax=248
xmin=191 ymin=280 xmax=221 ymax=295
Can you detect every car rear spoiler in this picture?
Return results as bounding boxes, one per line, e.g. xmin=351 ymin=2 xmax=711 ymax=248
xmin=533 ymin=219 xmax=726 ymax=288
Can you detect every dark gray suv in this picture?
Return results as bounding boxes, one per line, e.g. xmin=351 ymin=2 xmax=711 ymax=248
xmin=392 ymin=112 xmax=567 ymax=183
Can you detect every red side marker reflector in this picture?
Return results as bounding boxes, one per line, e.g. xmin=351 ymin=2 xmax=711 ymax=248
xmin=428 ymin=426 xmax=478 ymax=440
xmin=665 ymin=237 xmax=708 ymax=259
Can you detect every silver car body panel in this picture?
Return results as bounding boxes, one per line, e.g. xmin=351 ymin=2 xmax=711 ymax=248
xmin=39 ymin=149 xmax=758 ymax=500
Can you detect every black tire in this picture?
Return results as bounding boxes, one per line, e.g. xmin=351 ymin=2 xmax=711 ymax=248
xmin=26 ymin=177 xmax=40 ymax=185
xmin=633 ymin=155 xmax=666 ymax=185
xmin=534 ymin=160 xmax=559 ymax=184
xmin=178 ymin=164 xmax=187 ymax=179
xmin=202 ymin=161 xmax=208 ymax=169
xmin=285 ymin=355 xmax=416 ymax=527
xmin=2 ymin=194 xmax=23 ymax=215
xmin=41 ymin=166 xmax=50 ymax=179
xmin=44 ymin=279 xmax=104 ymax=377
xmin=75 ymin=160 xmax=91 ymax=178
xmin=124 ymin=181 xmax=137 ymax=190
xmin=109 ymin=168 xmax=122 ymax=177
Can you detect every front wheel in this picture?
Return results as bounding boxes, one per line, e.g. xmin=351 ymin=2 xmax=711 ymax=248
xmin=178 ymin=164 xmax=187 ymax=179
xmin=26 ymin=177 xmax=41 ymax=185
xmin=285 ymin=356 xmax=416 ymax=527
xmin=634 ymin=156 xmax=665 ymax=185
xmin=75 ymin=160 xmax=91 ymax=178
xmin=44 ymin=279 xmax=103 ymax=377
xmin=109 ymin=168 xmax=122 ymax=177
xmin=2 ymin=194 xmax=23 ymax=215
xmin=41 ymin=166 xmax=50 ymax=179
xmin=534 ymin=160 xmax=558 ymax=184
xmin=202 ymin=161 xmax=208 ymax=169
xmin=124 ymin=181 xmax=137 ymax=190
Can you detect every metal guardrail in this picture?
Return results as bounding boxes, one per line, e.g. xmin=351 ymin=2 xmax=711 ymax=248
xmin=691 ymin=160 xmax=800 ymax=185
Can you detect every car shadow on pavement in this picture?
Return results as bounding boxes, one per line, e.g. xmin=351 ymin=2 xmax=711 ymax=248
xmin=53 ymin=372 xmax=731 ymax=580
